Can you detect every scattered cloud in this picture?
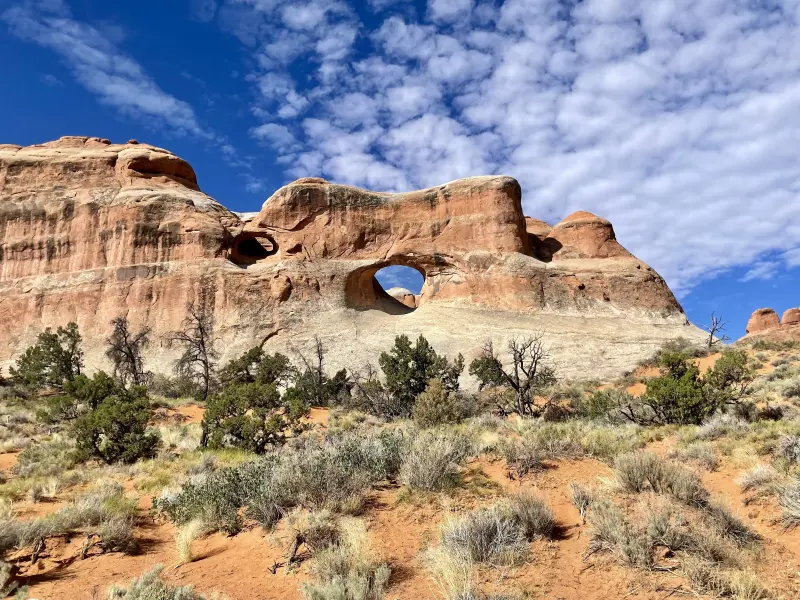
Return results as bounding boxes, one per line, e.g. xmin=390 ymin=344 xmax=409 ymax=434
xmin=208 ymin=0 xmax=800 ymax=295
xmin=740 ymin=261 xmax=780 ymax=283
xmin=3 ymin=0 xmax=208 ymax=137
xmin=40 ymin=72 xmax=62 ymax=86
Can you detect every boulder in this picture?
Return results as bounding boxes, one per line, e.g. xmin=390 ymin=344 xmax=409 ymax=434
xmin=746 ymin=308 xmax=781 ymax=333
xmin=0 ymin=137 xmax=706 ymax=381
xmin=783 ymin=308 xmax=800 ymax=327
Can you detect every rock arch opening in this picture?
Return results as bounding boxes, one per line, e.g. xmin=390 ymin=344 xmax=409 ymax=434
xmin=345 ymin=262 xmax=426 ymax=314
xmin=229 ymin=232 xmax=277 ymax=266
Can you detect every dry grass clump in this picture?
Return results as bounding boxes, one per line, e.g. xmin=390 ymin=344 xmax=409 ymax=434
xmin=440 ymin=493 xmax=555 ymax=567
xmin=424 ymin=545 xmax=474 ymax=600
xmin=695 ymin=413 xmax=750 ymax=441
xmin=569 ymin=482 xmax=593 ymax=523
xmin=107 ymin=565 xmax=218 ymax=599
xmin=587 ymin=498 xmax=653 ymax=568
xmin=778 ymin=478 xmax=800 ymax=528
xmin=736 ymin=464 xmax=779 ymax=493
xmin=302 ymin=519 xmax=391 ymax=600
xmin=682 ymin=556 xmax=772 ymax=599
xmin=614 ymin=451 xmax=708 ymax=505
xmin=441 ymin=507 xmax=528 ymax=566
xmin=286 ymin=509 xmax=342 ymax=558
xmin=175 ymin=519 xmax=206 ymax=565
xmin=776 ymin=434 xmax=800 ymax=463
xmin=669 ymin=441 xmax=719 ymax=471
xmin=399 ymin=429 xmax=471 ymax=492
xmin=706 ymin=501 xmax=760 ymax=547
xmin=0 ymin=483 xmax=138 ymax=560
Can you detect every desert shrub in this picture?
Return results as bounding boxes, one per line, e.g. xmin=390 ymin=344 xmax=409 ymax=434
xmin=645 ymin=502 xmax=692 ymax=552
xmin=0 ymin=484 xmax=137 ymax=556
xmin=202 ymin=381 xmax=308 ymax=453
xmin=287 ymin=509 xmax=341 ymax=555
xmin=614 ymin=452 xmax=708 ymax=506
xmin=506 ymin=492 xmax=555 ymax=540
xmin=783 ymin=381 xmax=800 ymax=400
xmin=147 ymin=373 xmax=202 ymax=399
xmin=399 ymin=429 xmax=471 ymax=491
xmin=379 ymin=335 xmax=464 ymax=417
xmin=682 ymin=556 xmax=731 ymax=596
xmin=575 ymin=388 xmax=637 ymax=423
xmin=669 ymin=441 xmax=719 ymax=471
xmin=107 ymin=565 xmax=210 ymax=599
xmin=706 ymin=501 xmax=760 ymax=546
xmin=778 ymin=478 xmax=800 ymax=528
xmin=736 ymin=464 xmax=778 ymax=493
xmin=441 ymin=506 xmax=527 ymax=566
xmin=569 ymin=482 xmax=593 ymax=522
xmin=587 ymin=498 xmax=653 ymax=568
xmin=498 ymin=437 xmax=543 ymax=478
xmin=9 ymin=322 xmax=83 ymax=390
xmin=412 ymin=379 xmax=470 ymax=428
xmin=13 ymin=436 xmax=79 ymax=478
xmin=695 ymin=412 xmax=750 ymax=440
xmin=157 ymin=430 xmax=408 ymax=533
xmin=728 ymin=571 xmax=772 ymax=600
xmin=302 ymin=519 xmax=391 ymax=600
xmin=631 ymin=351 xmax=755 ymax=426
xmin=74 ymin=385 xmax=160 ymax=464
xmin=777 ymin=434 xmax=800 ymax=463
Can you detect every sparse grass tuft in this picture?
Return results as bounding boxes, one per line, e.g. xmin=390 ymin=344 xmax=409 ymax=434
xmin=107 ymin=565 xmax=216 ymax=599
xmin=441 ymin=506 xmax=528 ymax=566
xmin=737 ymin=464 xmax=779 ymax=493
xmin=176 ymin=519 xmax=205 ymax=565
xmin=569 ymin=482 xmax=593 ymax=523
xmin=587 ymin=498 xmax=653 ymax=568
xmin=400 ymin=429 xmax=471 ymax=492
xmin=614 ymin=451 xmax=708 ymax=505
xmin=778 ymin=478 xmax=800 ymax=528
xmin=302 ymin=519 xmax=391 ymax=600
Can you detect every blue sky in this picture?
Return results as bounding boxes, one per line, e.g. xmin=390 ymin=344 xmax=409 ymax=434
xmin=2 ymin=0 xmax=798 ymax=338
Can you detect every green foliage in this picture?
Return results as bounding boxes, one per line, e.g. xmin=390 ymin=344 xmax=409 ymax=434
xmin=155 ymin=430 xmax=408 ymax=534
xmin=74 ymin=385 xmax=160 ymax=464
xmin=218 ymin=347 xmax=293 ymax=387
xmin=379 ymin=335 xmax=463 ymax=417
xmin=203 ymin=382 xmax=309 ymax=453
xmin=412 ymin=379 xmax=470 ymax=428
xmin=9 ymin=322 xmax=83 ymax=389
xmin=638 ymin=350 xmax=755 ymax=426
xmin=38 ymin=371 xmax=119 ymax=423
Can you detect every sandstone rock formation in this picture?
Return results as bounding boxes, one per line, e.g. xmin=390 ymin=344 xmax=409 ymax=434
xmin=746 ymin=309 xmax=782 ymax=334
xmin=0 ymin=137 xmax=706 ymax=381
xmin=742 ymin=306 xmax=800 ymax=342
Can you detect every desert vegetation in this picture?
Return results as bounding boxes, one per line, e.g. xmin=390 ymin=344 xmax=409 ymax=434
xmin=0 ymin=314 xmax=799 ymax=599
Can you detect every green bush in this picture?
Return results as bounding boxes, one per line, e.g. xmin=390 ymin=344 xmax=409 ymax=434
xmin=74 ymin=385 xmax=160 ymax=464
xmin=38 ymin=371 xmax=119 ymax=423
xmin=635 ymin=350 xmax=754 ymax=426
xmin=379 ymin=335 xmax=464 ymax=418
xmin=412 ymin=379 xmax=470 ymax=428
xmin=9 ymin=322 xmax=83 ymax=390
xmin=202 ymin=382 xmax=308 ymax=453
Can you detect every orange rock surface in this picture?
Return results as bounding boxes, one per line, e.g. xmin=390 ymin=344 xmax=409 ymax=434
xmin=0 ymin=137 xmax=704 ymax=380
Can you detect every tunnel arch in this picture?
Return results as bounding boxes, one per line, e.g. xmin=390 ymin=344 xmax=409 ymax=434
xmin=345 ymin=260 xmax=427 ymax=314
xmin=229 ymin=232 xmax=278 ymax=266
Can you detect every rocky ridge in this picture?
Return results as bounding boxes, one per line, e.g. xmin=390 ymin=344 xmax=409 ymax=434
xmin=0 ymin=137 xmax=705 ymax=381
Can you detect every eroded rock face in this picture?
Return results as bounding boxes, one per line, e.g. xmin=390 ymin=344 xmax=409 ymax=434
xmin=746 ymin=309 xmax=781 ymax=334
xmin=0 ymin=137 xmax=705 ymax=381
xmin=783 ymin=308 xmax=800 ymax=327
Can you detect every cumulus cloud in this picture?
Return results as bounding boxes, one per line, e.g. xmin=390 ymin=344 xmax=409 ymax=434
xmin=4 ymin=0 xmax=209 ymax=137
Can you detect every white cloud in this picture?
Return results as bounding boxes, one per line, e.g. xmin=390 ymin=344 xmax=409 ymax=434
xmin=250 ymin=122 xmax=299 ymax=152
xmin=4 ymin=1 xmax=207 ymax=137
xmin=213 ymin=0 xmax=800 ymax=295
xmin=740 ymin=261 xmax=781 ymax=283
xmin=428 ymin=0 xmax=473 ymax=23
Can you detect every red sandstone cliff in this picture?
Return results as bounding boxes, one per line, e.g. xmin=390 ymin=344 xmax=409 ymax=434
xmin=0 ymin=137 xmax=702 ymax=380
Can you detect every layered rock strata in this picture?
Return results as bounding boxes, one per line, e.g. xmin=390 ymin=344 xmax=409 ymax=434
xmin=0 ymin=137 xmax=705 ymax=381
